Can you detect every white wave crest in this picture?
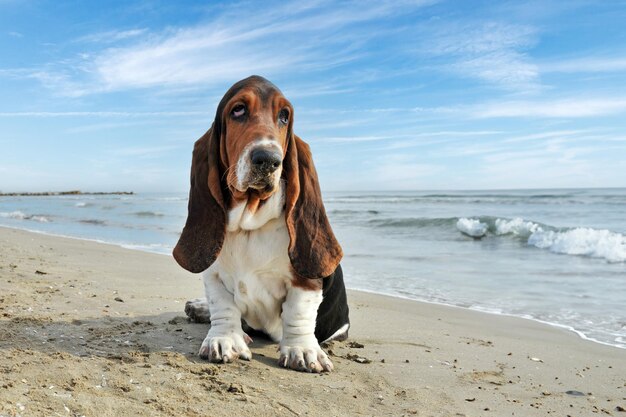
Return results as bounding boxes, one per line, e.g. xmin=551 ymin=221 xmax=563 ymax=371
xmin=0 ymin=211 xmax=49 ymax=222
xmin=495 ymin=217 xmax=543 ymax=237
xmin=456 ymin=216 xmax=625 ymax=262
xmin=31 ymin=216 xmax=49 ymax=223
xmin=529 ymin=228 xmax=626 ymax=263
xmin=0 ymin=210 xmax=27 ymax=220
xmin=456 ymin=218 xmax=488 ymax=238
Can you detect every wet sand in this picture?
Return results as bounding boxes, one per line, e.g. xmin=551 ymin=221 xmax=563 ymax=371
xmin=1 ymin=226 xmax=624 ymax=416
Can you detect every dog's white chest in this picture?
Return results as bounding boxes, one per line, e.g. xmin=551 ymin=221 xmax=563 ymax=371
xmin=211 ymin=192 xmax=292 ymax=340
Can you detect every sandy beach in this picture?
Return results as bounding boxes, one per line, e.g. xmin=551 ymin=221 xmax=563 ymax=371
xmin=0 ymin=226 xmax=624 ymax=417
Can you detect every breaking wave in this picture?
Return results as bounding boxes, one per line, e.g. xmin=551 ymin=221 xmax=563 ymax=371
xmin=528 ymin=228 xmax=626 ymax=263
xmin=456 ymin=218 xmax=488 ymax=238
xmin=457 ymin=217 xmax=626 ymax=263
xmin=0 ymin=211 xmax=50 ymax=222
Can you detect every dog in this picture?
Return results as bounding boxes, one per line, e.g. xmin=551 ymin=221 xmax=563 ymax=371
xmin=173 ymin=76 xmax=349 ymax=373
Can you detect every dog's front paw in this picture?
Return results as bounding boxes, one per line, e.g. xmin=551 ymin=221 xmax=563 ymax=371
xmin=278 ymin=341 xmax=333 ymax=373
xmin=199 ymin=332 xmax=252 ymax=363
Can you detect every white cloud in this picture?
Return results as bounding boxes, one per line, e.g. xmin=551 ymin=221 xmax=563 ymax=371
xmin=473 ymin=98 xmax=626 ymax=118
xmin=424 ymin=21 xmax=539 ymax=90
xmin=436 ymin=130 xmax=624 ymax=161
xmin=453 ymin=50 xmax=538 ymax=87
xmin=327 ymin=98 xmax=626 ymax=120
xmin=16 ymin=69 xmax=93 ymax=97
xmin=430 ymin=21 xmax=536 ymax=55
xmin=63 ymin=120 xmax=163 ymax=134
xmin=75 ymin=28 xmax=148 ymax=44
xmin=502 ymin=130 xmax=588 ymax=143
xmin=10 ymin=1 xmax=436 ymax=96
xmin=92 ymin=27 xmax=281 ymax=90
xmin=111 ymin=145 xmax=181 ymax=158
xmin=541 ymin=56 xmax=626 ymax=73
xmin=316 ymin=135 xmax=397 ymax=143
xmin=314 ymin=130 xmax=502 ymax=144
xmin=0 ymin=111 xmax=206 ymax=117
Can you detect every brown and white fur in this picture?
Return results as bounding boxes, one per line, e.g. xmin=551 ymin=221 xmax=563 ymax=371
xmin=173 ymin=76 xmax=350 ymax=373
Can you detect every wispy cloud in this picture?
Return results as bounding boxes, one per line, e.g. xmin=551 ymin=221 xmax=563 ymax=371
xmin=89 ymin=9 xmax=365 ymax=92
xmin=472 ymin=98 xmax=626 ymax=118
xmin=11 ymin=1 xmax=437 ymax=96
xmin=316 ymin=134 xmax=399 ymax=143
xmin=502 ymin=130 xmax=589 ymax=143
xmin=63 ymin=120 xmax=165 ymax=134
xmin=541 ymin=56 xmax=626 ymax=73
xmin=422 ymin=21 xmax=539 ymax=90
xmin=315 ymin=130 xmax=503 ymax=144
xmin=111 ymin=145 xmax=181 ymax=158
xmin=0 ymin=68 xmax=93 ymax=97
xmin=75 ymin=28 xmax=148 ymax=44
xmin=437 ymin=130 xmax=622 ymax=159
xmin=306 ymin=97 xmax=626 ymax=123
xmin=0 ymin=111 xmax=207 ymax=117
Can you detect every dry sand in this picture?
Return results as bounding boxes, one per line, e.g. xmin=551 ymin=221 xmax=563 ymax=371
xmin=0 ymin=226 xmax=624 ymax=416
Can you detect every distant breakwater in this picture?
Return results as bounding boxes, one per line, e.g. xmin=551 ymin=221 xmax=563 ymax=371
xmin=0 ymin=191 xmax=134 ymax=197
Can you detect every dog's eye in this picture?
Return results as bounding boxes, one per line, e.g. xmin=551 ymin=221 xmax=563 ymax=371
xmin=279 ymin=108 xmax=290 ymax=125
xmin=231 ymin=104 xmax=246 ymax=118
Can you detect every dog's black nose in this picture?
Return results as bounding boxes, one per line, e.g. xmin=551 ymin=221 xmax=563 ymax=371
xmin=251 ymin=148 xmax=282 ymax=173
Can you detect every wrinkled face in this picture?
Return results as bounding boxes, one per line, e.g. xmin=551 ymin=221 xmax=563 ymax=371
xmin=221 ymin=85 xmax=292 ymax=200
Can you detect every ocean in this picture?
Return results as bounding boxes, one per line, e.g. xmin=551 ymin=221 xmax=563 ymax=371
xmin=1 ymin=188 xmax=625 ymax=349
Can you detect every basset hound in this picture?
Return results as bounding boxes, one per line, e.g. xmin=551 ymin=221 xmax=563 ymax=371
xmin=173 ymin=76 xmax=350 ymax=373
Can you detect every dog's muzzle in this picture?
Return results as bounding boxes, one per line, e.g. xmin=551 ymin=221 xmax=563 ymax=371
xmin=246 ymin=146 xmax=282 ymax=191
xmin=251 ymin=148 xmax=282 ymax=174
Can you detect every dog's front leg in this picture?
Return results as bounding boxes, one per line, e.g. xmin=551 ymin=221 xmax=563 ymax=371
xmin=199 ymin=271 xmax=252 ymax=363
xmin=279 ymin=285 xmax=333 ymax=373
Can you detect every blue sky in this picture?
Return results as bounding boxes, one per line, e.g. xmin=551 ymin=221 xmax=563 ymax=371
xmin=1 ymin=0 xmax=626 ymax=192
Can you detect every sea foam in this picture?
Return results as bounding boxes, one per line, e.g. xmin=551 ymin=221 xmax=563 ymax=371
xmin=458 ymin=216 xmax=626 ymax=263
xmin=0 ymin=210 xmax=27 ymax=220
xmin=529 ymin=228 xmax=626 ymax=263
xmin=494 ymin=217 xmax=542 ymax=237
xmin=0 ymin=211 xmax=49 ymax=222
xmin=456 ymin=218 xmax=488 ymax=238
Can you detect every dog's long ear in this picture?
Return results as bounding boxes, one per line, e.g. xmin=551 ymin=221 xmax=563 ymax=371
xmin=284 ymin=134 xmax=343 ymax=279
xmin=173 ymin=125 xmax=226 ymax=273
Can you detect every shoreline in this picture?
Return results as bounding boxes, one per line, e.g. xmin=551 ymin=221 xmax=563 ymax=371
xmin=349 ymin=287 xmax=626 ymax=351
xmin=1 ymin=226 xmax=624 ymax=416
xmin=0 ymin=223 xmax=623 ymax=351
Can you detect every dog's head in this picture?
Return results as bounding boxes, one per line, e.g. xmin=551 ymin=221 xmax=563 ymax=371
xmin=215 ymin=76 xmax=291 ymax=200
xmin=173 ymin=75 xmax=342 ymax=278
